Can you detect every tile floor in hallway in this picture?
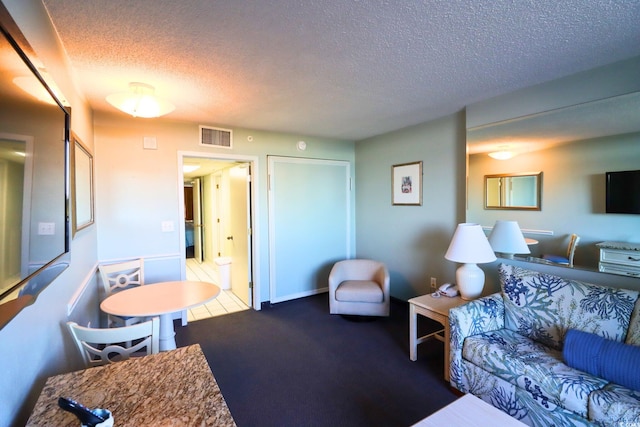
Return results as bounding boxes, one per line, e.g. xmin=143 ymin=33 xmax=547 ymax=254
xmin=186 ymin=258 xmax=249 ymax=322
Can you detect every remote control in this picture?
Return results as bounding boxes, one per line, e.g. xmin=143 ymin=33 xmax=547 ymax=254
xmin=58 ymin=397 xmax=106 ymax=426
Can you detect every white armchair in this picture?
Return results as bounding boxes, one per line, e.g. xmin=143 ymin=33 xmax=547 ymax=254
xmin=328 ymin=259 xmax=390 ymax=317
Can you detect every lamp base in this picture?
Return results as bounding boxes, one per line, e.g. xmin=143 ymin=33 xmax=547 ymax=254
xmin=497 ymin=252 xmax=515 ymax=259
xmin=456 ymin=263 xmax=485 ymax=300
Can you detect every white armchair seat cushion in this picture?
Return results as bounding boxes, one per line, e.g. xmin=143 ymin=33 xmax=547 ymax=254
xmin=335 ymin=280 xmax=383 ymax=303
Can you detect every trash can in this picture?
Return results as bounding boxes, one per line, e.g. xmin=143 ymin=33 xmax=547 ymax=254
xmin=214 ymin=257 xmax=232 ymax=290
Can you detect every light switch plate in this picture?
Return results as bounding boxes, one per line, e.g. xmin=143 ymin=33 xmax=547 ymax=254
xmin=38 ymin=222 xmax=55 ymax=235
xmin=143 ymin=136 xmax=157 ymax=149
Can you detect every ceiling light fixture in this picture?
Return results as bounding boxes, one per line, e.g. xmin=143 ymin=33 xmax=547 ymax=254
xmin=488 ymin=148 xmax=516 ymax=160
xmin=182 ymin=164 xmax=200 ymax=173
xmin=106 ymin=82 xmax=175 ymax=118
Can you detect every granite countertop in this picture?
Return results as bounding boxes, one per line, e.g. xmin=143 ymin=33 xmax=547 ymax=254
xmin=27 ymin=344 xmax=236 ymax=426
xmin=596 ymin=241 xmax=640 ymax=251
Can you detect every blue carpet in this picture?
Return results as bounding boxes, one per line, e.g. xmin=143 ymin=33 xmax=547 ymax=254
xmin=175 ymin=293 xmax=457 ymax=427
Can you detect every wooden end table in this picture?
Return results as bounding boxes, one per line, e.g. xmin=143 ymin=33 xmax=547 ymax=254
xmin=409 ymin=293 xmax=465 ymax=381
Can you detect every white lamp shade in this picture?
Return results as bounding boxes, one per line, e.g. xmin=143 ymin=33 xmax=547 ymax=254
xmin=488 ymin=220 xmax=531 ymax=255
xmin=445 ymin=223 xmax=497 ymax=264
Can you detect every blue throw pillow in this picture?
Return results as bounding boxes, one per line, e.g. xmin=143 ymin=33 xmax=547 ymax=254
xmin=564 ymin=329 xmax=640 ymax=392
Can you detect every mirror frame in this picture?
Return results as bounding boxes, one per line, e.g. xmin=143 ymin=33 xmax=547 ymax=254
xmin=484 ymin=172 xmax=542 ymax=210
xmin=71 ymin=132 xmax=94 ymax=235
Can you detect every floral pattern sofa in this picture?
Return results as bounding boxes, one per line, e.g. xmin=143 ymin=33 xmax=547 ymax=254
xmin=449 ymin=263 xmax=640 ymax=426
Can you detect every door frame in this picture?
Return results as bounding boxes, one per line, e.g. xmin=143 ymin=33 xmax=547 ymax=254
xmin=177 ymin=151 xmax=260 ymax=310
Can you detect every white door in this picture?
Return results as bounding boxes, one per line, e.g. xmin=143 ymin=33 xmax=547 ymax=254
xmin=268 ymin=156 xmax=351 ymax=303
xmin=228 ymin=164 xmax=251 ymax=306
xmin=192 ymin=178 xmax=204 ymax=263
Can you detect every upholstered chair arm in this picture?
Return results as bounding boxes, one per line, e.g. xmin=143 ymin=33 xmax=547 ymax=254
xmin=372 ymin=264 xmax=390 ymax=295
xmin=449 ymin=293 xmax=504 ymax=389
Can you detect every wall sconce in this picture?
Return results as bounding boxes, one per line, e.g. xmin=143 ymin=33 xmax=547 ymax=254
xmin=445 ymin=223 xmax=497 ymax=300
xmin=106 ymin=82 xmax=175 ymax=118
xmin=13 ymin=75 xmax=68 ymax=106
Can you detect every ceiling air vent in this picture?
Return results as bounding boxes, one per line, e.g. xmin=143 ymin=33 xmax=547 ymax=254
xmin=199 ymin=125 xmax=233 ymax=149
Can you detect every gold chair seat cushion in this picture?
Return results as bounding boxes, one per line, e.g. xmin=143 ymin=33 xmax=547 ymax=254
xmin=335 ymin=280 xmax=383 ymax=303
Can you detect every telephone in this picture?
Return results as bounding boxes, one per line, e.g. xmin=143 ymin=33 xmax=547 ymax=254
xmin=437 ymin=283 xmax=459 ymax=297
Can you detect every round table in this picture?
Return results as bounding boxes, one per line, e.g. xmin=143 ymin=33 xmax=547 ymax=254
xmin=100 ymin=281 xmax=220 ymax=351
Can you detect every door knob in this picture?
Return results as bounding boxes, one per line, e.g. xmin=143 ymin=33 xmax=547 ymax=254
xmin=226 ymin=236 xmax=233 ymax=240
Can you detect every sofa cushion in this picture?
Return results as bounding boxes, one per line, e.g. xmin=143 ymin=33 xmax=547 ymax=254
xmin=498 ymin=264 xmax=639 ymax=350
xmin=463 ymin=328 xmax=608 ymax=417
xmin=589 ymin=383 xmax=640 ymax=426
xmin=459 ymin=359 xmax=595 ymax=427
xmin=564 ymin=329 xmax=640 ymax=392
xmin=626 ymin=300 xmax=640 ymax=345
xmin=334 ymin=280 xmax=383 ymax=303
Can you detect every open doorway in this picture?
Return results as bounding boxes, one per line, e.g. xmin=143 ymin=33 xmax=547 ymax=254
xmin=178 ymin=152 xmax=260 ymax=318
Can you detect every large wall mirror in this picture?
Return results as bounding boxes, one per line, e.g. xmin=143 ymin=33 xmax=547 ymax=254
xmin=0 ymin=8 xmax=70 ymax=328
xmin=467 ymin=89 xmax=640 ymax=275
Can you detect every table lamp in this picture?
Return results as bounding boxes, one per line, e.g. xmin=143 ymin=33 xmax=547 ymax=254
xmin=445 ymin=223 xmax=497 ymax=300
xmin=488 ymin=220 xmax=531 ymax=259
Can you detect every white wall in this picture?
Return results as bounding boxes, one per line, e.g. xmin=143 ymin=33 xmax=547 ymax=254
xmin=93 ymin=113 xmax=356 ymax=305
xmin=355 ymin=113 xmax=467 ymax=300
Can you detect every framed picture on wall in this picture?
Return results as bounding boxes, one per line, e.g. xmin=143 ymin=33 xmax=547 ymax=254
xmin=392 ymin=161 xmax=422 ymax=206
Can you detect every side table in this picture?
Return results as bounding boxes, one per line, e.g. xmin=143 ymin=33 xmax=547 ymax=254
xmin=409 ymin=293 xmax=465 ymax=381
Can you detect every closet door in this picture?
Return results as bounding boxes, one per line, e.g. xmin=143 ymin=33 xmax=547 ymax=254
xmin=268 ymin=156 xmax=351 ymax=303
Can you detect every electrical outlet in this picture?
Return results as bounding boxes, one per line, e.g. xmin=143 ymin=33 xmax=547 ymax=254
xmin=430 ymin=277 xmax=437 ymax=290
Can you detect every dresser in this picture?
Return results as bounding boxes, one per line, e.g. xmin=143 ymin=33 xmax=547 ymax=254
xmin=596 ymin=241 xmax=640 ymax=278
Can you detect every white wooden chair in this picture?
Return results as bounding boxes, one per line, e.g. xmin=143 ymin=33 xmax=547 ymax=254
xmin=98 ymin=259 xmax=145 ymax=327
xmin=67 ymin=317 xmax=160 ymax=367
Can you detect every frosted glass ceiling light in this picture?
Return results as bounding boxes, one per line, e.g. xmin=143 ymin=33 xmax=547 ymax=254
xmin=106 ymin=82 xmax=175 ymax=118
xmin=488 ymin=146 xmax=516 ymax=160
xmin=182 ymin=164 xmax=200 ymax=173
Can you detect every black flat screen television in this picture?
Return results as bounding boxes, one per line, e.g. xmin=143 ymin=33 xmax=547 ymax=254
xmin=606 ymin=170 xmax=640 ymax=214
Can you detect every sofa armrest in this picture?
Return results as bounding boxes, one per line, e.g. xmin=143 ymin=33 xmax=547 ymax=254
xmin=449 ymin=292 xmax=505 ymax=389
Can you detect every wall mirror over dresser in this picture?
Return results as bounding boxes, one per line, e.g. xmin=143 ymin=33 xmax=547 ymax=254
xmin=0 ymin=7 xmax=71 ymax=329
xmin=484 ymin=172 xmax=542 ymax=210
xmin=466 ymin=58 xmax=640 ymax=278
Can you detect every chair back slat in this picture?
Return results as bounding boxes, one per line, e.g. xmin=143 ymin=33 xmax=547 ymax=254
xmin=67 ymin=317 xmax=159 ymax=367
xmin=98 ymin=259 xmax=145 ymax=296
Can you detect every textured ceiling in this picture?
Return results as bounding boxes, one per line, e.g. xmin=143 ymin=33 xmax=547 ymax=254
xmin=42 ymin=0 xmax=640 ymax=141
